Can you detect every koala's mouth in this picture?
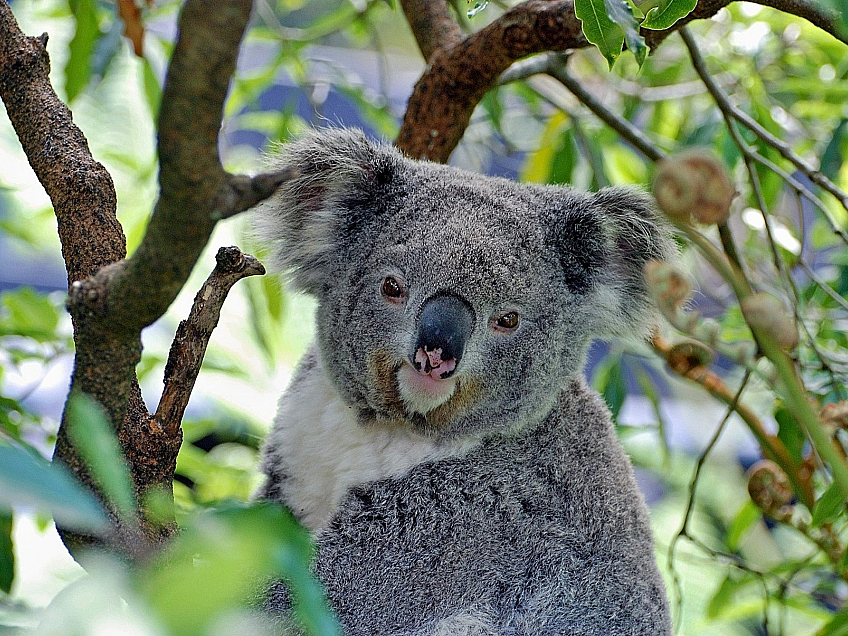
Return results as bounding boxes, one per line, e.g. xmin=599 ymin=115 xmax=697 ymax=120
xmin=396 ymin=362 xmax=457 ymax=415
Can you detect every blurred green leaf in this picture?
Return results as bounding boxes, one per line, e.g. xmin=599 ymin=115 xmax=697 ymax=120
xmin=775 ymin=407 xmax=806 ymax=465
xmin=821 ymin=118 xmax=848 ymax=182
xmin=811 ymin=481 xmax=846 ymax=528
xmin=0 ymin=442 xmax=109 ymax=533
xmin=641 ymin=0 xmax=696 ymax=30
xmin=707 ymin=574 xmax=755 ymax=619
xmin=0 ymin=287 xmax=60 ymax=341
xmin=725 ymin=501 xmax=761 ymax=552
xmin=818 ymin=608 xmax=848 ymax=636
xmin=594 ymin=355 xmax=626 ymax=419
xmin=603 ymin=0 xmax=647 ymax=66
xmin=139 ymin=503 xmax=340 ymax=636
xmin=575 ymin=0 xmax=624 ymax=69
xmin=66 ymin=393 xmax=136 ymax=522
xmin=65 ymin=0 xmax=101 ymax=102
xmin=142 ymin=58 xmax=162 ymax=119
xmin=0 ymin=510 xmax=13 ymax=594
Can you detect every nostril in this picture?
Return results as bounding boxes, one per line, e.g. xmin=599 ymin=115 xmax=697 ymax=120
xmin=413 ymin=347 xmax=456 ymax=377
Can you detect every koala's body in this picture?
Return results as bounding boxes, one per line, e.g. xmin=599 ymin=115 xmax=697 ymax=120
xmin=255 ymin=128 xmax=673 ymax=635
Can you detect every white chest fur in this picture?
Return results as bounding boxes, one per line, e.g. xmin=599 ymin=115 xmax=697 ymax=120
xmin=266 ymin=361 xmax=475 ymax=532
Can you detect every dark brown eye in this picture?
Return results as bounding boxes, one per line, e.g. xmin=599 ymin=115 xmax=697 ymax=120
xmin=381 ymin=276 xmax=404 ymax=301
xmin=495 ymin=312 xmax=520 ymax=330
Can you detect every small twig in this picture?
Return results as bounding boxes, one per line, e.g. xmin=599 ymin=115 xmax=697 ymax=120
xmin=212 ymin=169 xmax=297 ymax=221
xmin=666 ymin=370 xmax=751 ymax=632
xmin=544 ymin=55 xmax=667 ymax=163
xmin=680 ymin=27 xmax=848 ymax=246
xmin=155 ymin=247 xmax=265 ymax=435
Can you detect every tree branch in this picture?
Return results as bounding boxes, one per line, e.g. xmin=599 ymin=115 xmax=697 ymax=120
xmin=398 ymin=0 xmax=462 ymax=62
xmin=0 ymin=5 xmax=124 ymax=284
xmin=155 ymin=247 xmax=265 ymax=435
xmin=395 ymin=0 xmax=847 ymax=163
xmin=396 ymin=0 xmax=586 ymax=161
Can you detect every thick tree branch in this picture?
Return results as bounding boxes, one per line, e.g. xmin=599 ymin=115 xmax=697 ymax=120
xmin=2 ymin=0 xmax=288 ymax=558
xmin=395 ymin=0 xmax=847 ymax=163
xmin=396 ymin=0 xmax=586 ymax=161
xmin=398 ymin=0 xmax=462 ymax=62
xmin=0 ymin=5 xmax=124 ymax=284
xmin=155 ymin=247 xmax=265 ymax=435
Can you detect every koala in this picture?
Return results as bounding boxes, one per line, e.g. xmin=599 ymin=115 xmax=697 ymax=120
xmin=254 ymin=128 xmax=674 ymax=635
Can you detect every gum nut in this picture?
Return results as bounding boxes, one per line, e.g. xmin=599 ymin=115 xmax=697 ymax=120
xmin=741 ymin=293 xmax=799 ymax=350
xmin=653 ymin=160 xmax=698 ymax=220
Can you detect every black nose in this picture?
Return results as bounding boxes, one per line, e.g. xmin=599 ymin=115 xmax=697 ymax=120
xmin=412 ymin=293 xmax=475 ymax=379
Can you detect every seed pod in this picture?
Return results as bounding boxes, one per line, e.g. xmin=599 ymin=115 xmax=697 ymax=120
xmin=821 ymin=401 xmax=848 ymax=431
xmin=644 ymin=260 xmax=692 ymax=314
xmin=653 ymin=149 xmax=734 ymax=224
xmin=667 ymin=339 xmax=713 ymax=374
xmin=747 ymin=459 xmax=793 ymax=519
xmin=741 ymin=293 xmax=799 ymax=350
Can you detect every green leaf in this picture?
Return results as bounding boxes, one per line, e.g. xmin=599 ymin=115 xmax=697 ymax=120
xmin=0 ymin=287 xmax=60 ymax=341
xmin=142 ymin=58 xmax=162 ymax=119
xmin=0 ymin=510 xmax=13 ymax=594
xmin=775 ymin=407 xmax=806 ymax=465
xmin=65 ymin=0 xmax=101 ymax=102
xmin=641 ymin=0 xmax=697 ymax=30
xmin=821 ymin=118 xmax=848 ymax=182
xmin=139 ymin=503 xmax=340 ymax=636
xmin=66 ymin=393 xmax=136 ymax=521
xmin=811 ymin=481 xmax=846 ymax=528
xmin=593 ymin=354 xmax=627 ymax=419
xmin=574 ymin=0 xmax=624 ymax=69
xmin=818 ymin=608 xmax=848 ymax=636
xmin=707 ymin=574 xmax=754 ymax=618
xmin=0 ymin=442 xmax=109 ymax=533
xmin=725 ymin=501 xmax=762 ymax=552
xmin=603 ymin=0 xmax=647 ymax=66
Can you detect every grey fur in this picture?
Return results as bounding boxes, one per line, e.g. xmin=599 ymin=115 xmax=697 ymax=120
xmin=255 ymin=128 xmax=674 ymax=635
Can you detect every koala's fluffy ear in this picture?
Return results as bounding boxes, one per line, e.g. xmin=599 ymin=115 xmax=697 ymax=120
xmin=548 ymin=186 xmax=678 ymax=340
xmin=591 ymin=186 xmax=679 ymax=339
xmin=254 ymin=128 xmax=400 ymax=294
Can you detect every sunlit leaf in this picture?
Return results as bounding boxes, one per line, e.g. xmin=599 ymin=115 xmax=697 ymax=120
xmin=641 ymin=0 xmax=697 ymax=30
xmin=0 ymin=287 xmax=60 ymax=341
xmin=574 ymin=0 xmax=624 ymax=69
xmin=139 ymin=503 xmax=340 ymax=636
xmin=66 ymin=393 xmax=136 ymax=522
xmin=0 ymin=510 xmax=13 ymax=594
xmin=0 ymin=442 xmax=109 ymax=533
xmin=65 ymin=0 xmax=101 ymax=102
xmin=603 ymin=0 xmax=647 ymax=66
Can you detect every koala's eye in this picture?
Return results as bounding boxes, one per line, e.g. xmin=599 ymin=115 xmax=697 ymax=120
xmin=381 ymin=276 xmax=405 ymax=302
xmin=494 ymin=312 xmax=520 ymax=331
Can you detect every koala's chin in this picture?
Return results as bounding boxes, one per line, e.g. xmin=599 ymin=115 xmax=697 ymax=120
xmin=396 ymin=363 xmax=458 ymax=415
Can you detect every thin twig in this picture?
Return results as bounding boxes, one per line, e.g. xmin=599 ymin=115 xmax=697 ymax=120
xmin=680 ymin=27 xmax=848 ymax=246
xmin=155 ymin=247 xmax=265 ymax=435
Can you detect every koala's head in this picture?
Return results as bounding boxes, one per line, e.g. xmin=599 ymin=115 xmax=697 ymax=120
xmin=256 ymin=129 xmax=677 ymax=439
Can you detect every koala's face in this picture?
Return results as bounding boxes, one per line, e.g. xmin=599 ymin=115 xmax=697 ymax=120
xmin=257 ymin=129 xmax=675 ymax=439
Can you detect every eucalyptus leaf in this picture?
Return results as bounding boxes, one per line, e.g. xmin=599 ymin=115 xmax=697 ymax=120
xmin=603 ymin=0 xmax=647 ymax=66
xmin=574 ymin=0 xmax=624 ymax=69
xmin=0 ymin=443 xmax=109 ymax=533
xmin=65 ymin=0 xmax=101 ymax=102
xmin=641 ymin=0 xmax=697 ymax=30
xmin=811 ymin=481 xmax=846 ymax=528
xmin=0 ymin=510 xmax=13 ymax=594
xmin=66 ymin=393 xmax=136 ymax=522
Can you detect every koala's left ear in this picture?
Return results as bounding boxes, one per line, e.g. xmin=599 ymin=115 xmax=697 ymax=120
xmin=552 ymin=186 xmax=677 ymax=340
xmin=253 ymin=128 xmax=402 ymax=295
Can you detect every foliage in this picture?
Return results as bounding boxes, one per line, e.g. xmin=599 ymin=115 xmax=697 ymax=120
xmin=1 ymin=0 xmax=847 ymax=635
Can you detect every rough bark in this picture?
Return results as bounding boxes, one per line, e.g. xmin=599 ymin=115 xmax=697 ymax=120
xmin=0 ymin=0 xmax=286 ymax=559
xmin=395 ymin=0 xmax=847 ymax=162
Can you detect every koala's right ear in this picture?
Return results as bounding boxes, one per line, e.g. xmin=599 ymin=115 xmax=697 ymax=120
xmin=254 ymin=128 xmax=401 ymax=295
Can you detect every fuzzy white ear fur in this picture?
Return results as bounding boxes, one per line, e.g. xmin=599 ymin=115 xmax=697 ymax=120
xmin=253 ymin=128 xmax=394 ymax=294
xmin=590 ymin=186 xmax=679 ymax=342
